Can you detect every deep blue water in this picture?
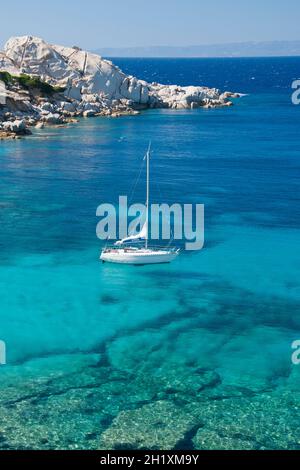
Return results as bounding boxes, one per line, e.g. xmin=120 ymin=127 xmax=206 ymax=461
xmin=0 ymin=58 xmax=300 ymax=449
xmin=112 ymin=56 xmax=300 ymax=93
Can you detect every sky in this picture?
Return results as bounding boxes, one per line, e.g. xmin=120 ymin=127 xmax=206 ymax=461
xmin=0 ymin=0 xmax=300 ymax=49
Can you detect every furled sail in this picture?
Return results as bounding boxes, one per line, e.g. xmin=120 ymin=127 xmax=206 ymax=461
xmin=115 ymin=221 xmax=148 ymax=246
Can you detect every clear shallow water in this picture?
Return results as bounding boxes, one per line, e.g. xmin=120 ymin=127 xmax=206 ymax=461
xmin=0 ymin=58 xmax=300 ymax=449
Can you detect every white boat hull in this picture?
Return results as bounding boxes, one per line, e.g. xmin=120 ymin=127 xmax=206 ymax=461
xmin=100 ymin=248 xmax=179 ymax=265
xmin=100 ymin=145 xmax=180 ymax=266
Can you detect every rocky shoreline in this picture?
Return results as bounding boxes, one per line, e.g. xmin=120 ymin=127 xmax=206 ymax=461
xmin=0 ymin=36 xmax=240 ymax=140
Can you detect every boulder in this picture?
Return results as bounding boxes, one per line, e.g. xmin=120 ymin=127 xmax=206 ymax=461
xmin=83 ymin=109 xmax=96 ymax=117
xmin=2 ymin=119 xmax=26 ymax=133
xmin=40 ymin=102 xmax=55 ymax=113
xmin=25 ymin=117 xmax=36 ymax=126
xmin=35 ymin=122 xmax=44 ymax=129
xmin=43 ymin=112 xmax=63 ymax=124
xmin=59 ymin=101 xmax=76 ymax=113
xmin=82 ymin=102 xmax=101 ymax=113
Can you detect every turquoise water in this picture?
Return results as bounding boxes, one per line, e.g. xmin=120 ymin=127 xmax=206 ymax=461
xmin=0 ymin=58 xmax=300 ymax=449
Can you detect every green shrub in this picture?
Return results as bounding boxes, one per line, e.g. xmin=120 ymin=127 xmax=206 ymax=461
xmin=0 ymin=71 xmax=14 ymax=85
xmin=0 ymin=71 xmax=65 ymax=95
xmin=17 ymin=74 xmax=65 ymax=94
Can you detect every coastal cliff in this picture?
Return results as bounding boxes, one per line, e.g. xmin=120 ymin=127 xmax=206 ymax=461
xmin=0 ymin=36 xmax=239 ymax=139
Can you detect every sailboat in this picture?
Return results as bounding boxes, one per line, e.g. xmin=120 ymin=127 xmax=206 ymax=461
xmin=100 ymin=144 xmax=180 ymax=265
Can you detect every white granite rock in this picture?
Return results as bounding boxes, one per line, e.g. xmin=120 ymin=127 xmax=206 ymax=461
xmin=59 ymin=101 xmax=77 ymax=113
xmin=43 ymin=113 xmax=62 ymax=124
xmin=0 ymin=35 xmax=238 ymax=135
xmin=2 ymin=119 xmax=26 ymax=132
xmin=0 ymin=52 xmax=19 ymax=74
xmin=3 ymin=35 xmax=232 ymax=111
xmin=35 ymin=122 xmax=44 ymax=129
xmin=83 ymin=109 xmax=96 ymax=117
xmin=40 ymin=102 xmax=55 ymax=112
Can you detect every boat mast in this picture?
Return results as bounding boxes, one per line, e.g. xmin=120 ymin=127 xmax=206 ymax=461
xmin=145 ymin=142 xmax=151 ymax=249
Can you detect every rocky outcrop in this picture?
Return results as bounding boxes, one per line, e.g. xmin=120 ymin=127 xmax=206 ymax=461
xmin=0 ymin=35 xmax=239 ymax=138
xmin=0 ymin=118 xmax=31 ymax=139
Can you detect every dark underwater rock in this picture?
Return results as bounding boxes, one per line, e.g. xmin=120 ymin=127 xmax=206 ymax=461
xmin=99 ymin=400 xmax=199 ymax=450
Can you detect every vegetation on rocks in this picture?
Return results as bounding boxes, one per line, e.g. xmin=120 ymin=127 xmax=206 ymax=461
xmin=0 ymin=71 xmax=65 ymax=95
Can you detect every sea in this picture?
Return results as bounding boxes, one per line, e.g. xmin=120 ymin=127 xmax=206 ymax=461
xmin=0 ymin=57 xmax=300 ymax=449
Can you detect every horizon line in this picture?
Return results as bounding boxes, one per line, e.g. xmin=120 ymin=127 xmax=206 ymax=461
xmin=102 ymin=55 xmax=300 ymax=59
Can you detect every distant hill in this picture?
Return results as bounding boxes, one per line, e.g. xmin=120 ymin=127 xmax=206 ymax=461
xmin=94 ymin=40 xmax=300 ymax=58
